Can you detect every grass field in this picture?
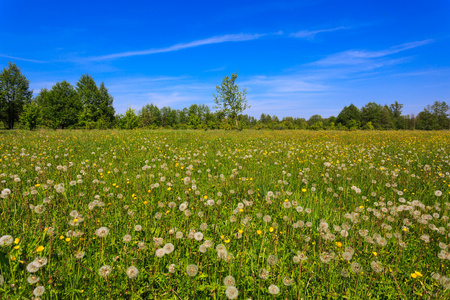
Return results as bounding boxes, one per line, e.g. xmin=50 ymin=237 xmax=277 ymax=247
xmin=0 ymin=129 xmax=449 ymax=299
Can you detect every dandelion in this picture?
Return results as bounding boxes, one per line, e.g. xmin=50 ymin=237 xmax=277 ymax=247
xmin=263 ymin=215 xmax=272 ymax=223
xmin=98 ymin=265 xmax=112 ymax=278
xmin=225 ymin=286 xmax=239 ymax=299
xmin=123 ymin=234 xmax=132 ymax=242
xmin=283 ymin=276 xmax=294 ymax=286
xmin=176 ymin=231 xmax=184 ymax=239
xmin=0 ymin=235 xmax=13 ymax=246
xmin=33 ymin=285 xmax=45 ymax=297
xmin=27 ymin=275 xmax=40 ymax=284
xmin=156 ymin=248 xmax=165 ymax=257
xmin=342 ymin=252 xmax=353 ymax=261
xmin=341 ymin=268 xmax=349 ymax=277
xmin=194 ymin=232 xmax=204 ymax=241
xmin=27 ymin=262 xmax=40 ymax=273
xmin=95 ymin=227 xmax=109 ymax=238
xmin=168 ymin=264 xmax=176 ymax=273
xmin=268 ymin=284 xmax=280 ymax=295
xmin=267 ymin=254 xmax=278 ymax=266
xmin=126 ymin=266 xmax=139 ymax=279
xmin=74 ymin=251 xmax=85 ymax=259
xmin=350 ymin=262 xmax=363 ymax=274
xmin=134 ymin=225 xmax=142 ymax=232
xmin=259 ymin=268 xmax=269 ymax=280
xmin=186 ymin=264 xmax=198 ymax=277
xmin=34 ymin=257 xmax=48 ymax=267
xmin=199 ymin=244 xmax=207 ymax=253
xmin=163 ymin=243 xmax=174 ymax=254
xmin=370 ymin=261 xmax=384 ymax=273
xmin=435 ymin=190 xmax=443 ymax=197
xmin=224 ymin=275 xmax=236 ymax=287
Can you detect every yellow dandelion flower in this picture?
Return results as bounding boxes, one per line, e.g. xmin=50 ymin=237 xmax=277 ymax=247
xmin=269 ymin=227 xmax=274 ymax=232
xmin=411 ymin=273 xmax=417 ymax=279
xmin=414 ymin=271 xmax=423 ymax=277
xmin=225 ymin=239 xmax=230 ymax=243
xmin=66 ymin=238 xmax=71 ymax=242
xmin=36 ymin=246 xmax=44 ymax=252
xmin=238 ymin=229 xmax=243 ymax=234
xmin=336 ymin=242 xmax=342 ymax=248
xmin=14 ymin=238 xmax=20 ymax=244
xmin=372 ymin=252 xmax=377 ymax=256
xmin=257 ymin=230 xmax=262 ymax=235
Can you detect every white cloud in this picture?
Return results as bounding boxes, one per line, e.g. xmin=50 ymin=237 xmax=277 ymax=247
xmin=0 ymin=54 xmax=47 ymax=64
xmin=88 ymin=33 xmax=265 ymax=61
xmin=290 ymin=26 xmax=351 ymax=39
xmin=312 ymin=39 xmax=433 ymax=66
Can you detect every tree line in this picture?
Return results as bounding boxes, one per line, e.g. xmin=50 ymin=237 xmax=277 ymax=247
xmin=0 ymin=62 xmax=448 ymax=130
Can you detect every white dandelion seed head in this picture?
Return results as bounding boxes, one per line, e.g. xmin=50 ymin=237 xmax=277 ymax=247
xmin=126 ymin=266 xmax=139 ymax=279
xmin=98 ymin=265 xmax=112 ymax=278
xmin=268 ymin=284 xmax=280 ymax=295
xmin=33 ymin=285 xmax=45 ymax=297
xmin=225 ymin=286 xmax=239 ymax=299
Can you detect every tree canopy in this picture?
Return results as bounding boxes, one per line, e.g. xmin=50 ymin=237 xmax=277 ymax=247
xmin=213 ymin=72 xmax=249 ymax=129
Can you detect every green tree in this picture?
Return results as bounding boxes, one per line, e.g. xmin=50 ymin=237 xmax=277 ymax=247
xmin=139 ymin=103 xmax=161 ymax=128
xmin=336 ymin=104 xmax=360 ymax=129
xmin=97 ymin=82 xmax=115 ymax=128
xmin=213 ymin=72 xmax=249 ymax=129
xmin=0 ymin=62 xmax=33 ymax=129
xmin=119 ymin=106 xmax=139 ymax=129
xmin=361 ymin=102 xmax=383 ymax=129
xmin=20 ymin=101 xmax=41 ymax=130
xmin=37 ymin=81 xmax=82 ymax=129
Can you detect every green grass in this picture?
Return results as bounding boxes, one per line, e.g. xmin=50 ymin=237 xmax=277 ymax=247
xmin=0 ymin=129 xmax=449 ymax=299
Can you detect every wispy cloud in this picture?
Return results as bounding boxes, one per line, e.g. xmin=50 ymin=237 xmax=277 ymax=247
xmin=88 ymin=33 xmax=265 ymax=61
xmin=290 ymin=26 xmax=351 ymax=39
xmin=312 ymin=39 xmax=434 ymax=66
xmin=0 ymin=54 xmax=47 ymax=64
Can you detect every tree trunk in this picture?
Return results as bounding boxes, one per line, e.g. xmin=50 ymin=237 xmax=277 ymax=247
xmin=235 ymin=114 xmax=239 ymax=130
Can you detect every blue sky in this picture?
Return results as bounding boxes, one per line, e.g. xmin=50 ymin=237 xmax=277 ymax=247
xmin=1 ymin=0 xmax=449 ymax=118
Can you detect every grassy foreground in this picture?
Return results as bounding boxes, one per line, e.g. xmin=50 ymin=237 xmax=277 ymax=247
xmin=0 ymin=129 xmax=449 ymax=299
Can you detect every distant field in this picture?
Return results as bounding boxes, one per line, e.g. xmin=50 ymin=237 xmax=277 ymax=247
xmin=0 ymin=130 xmax=449 ymax=299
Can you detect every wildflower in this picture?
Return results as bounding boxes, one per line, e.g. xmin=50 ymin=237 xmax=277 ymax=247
xmin=268 ymin=284 xmax=280 ymax=295
xmin=372 ymin=252 xmax=377 ymax=256
xmin=126 ymin=266 xmax=139 ymax=279
xmin=225 ymin=286 xmax=239 ymax=299
xmin=27 ymin=262 xmax=40 ymax=273
xmin=336 ymin=242 xmax=342 ymax=248
xmin=34 ymin=257 xmax=48 ymax=267
xmin=123 ymin=234 xmax=132 ymax=242
xmin=163 ymin=243 xmax=174 ymax=254
xmin=435 ymin=190 xmax=443 ymax=197
xmin=134 ymin=225 xmax=142 ymax=232
xmin=224 ymin=275 xmax=236 ymax=287
xmin=256 ymin=230 xmax=262 ymax=235
xmin=74 ymin=251 xmax=85 ymax=259
xmin=341 ymin=268 xmax=349 ymax=277
xmin=350 ymin=262 xmax=363 ymax=274
xmin=194 ymin=232 xmax=204 ymax=241
xmin=0 ymin=235 xmax=14 ymax=246
xmin=156 ymin=248 xmax=165 ymax=258
xmin=283 ymin=276 xmax=294 ymax=286
xmin=342 ymin=252 xmax=353 ymax=261
xmin=370 ymin=261 xmax=384 ymax=273
xmin=186 ymin=264 xmax=198 ymax=277
xmin=98 ymin=265 xmax=112 ymax=278
xmin=267 ymin=254 xmax=278 ymax=266
xmin=27 ymin=275 xmax=40 ymax=284
xmin=33 ymin=285 xmax=45 ymax=297
xmin=259 ymin=268 xmax=269 ymax=280
xmin=95 ymin=227 xmax=109 ymax=238
xmin=168 ymin=264 xmax=176 ymax=273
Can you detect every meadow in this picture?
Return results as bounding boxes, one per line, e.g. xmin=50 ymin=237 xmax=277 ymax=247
xmin=0 ymin=129 xmax=449 ymax=299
